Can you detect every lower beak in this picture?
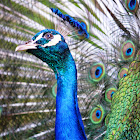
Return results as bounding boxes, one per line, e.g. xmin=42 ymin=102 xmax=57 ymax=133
xmin=15 ymin=43 xmax=38 ymax=52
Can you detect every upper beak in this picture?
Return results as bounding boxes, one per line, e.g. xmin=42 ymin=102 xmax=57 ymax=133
xmin=15 ymin=41 xmax=38 ymax=52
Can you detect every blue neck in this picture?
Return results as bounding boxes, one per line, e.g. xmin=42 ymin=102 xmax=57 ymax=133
xmin=55 ymin=53 xmax=87 ymax=140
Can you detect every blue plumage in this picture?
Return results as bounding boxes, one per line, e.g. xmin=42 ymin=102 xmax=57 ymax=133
xmin=50 ymin=8 xmax=89 ymax=39
xmin=56 ymin=54 xmax=86 ymax=139
xmin=16 ymin=29 xmax=87 ymax=140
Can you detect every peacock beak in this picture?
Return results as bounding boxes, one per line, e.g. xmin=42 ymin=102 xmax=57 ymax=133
xmin=15 ymin=41 xmax=38 ymax=52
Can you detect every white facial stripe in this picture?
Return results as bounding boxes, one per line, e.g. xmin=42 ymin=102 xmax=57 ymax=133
xmin=42 ymin=34 xmax=62 ymax=47
xmin=28 ymin=33 xmax=61 ymax=48
xmin=15 ymin=34 xmax=62 ymax=52
xmin=32 ymin=32 xmax=44 ymax=44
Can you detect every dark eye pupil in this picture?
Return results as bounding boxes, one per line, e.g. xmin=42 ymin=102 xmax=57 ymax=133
xmin=127 ymin=48 xmax=131 ymax=53
xmin=130 ymin=0 xmax=135 ymax=7
xmin=123 ymin=74 xmax=127 ymax=77
xmin=96 ymin=112 xmax=99 ymax=117
xmin=95 ymin=69 xmax=99 ymax=75
xmin=44 ymin=33 xmax=53 ymax=39
xmin=111 ymin=91 xmax=114 ymax=97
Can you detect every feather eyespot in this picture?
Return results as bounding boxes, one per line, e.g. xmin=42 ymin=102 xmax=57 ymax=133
xmin=89 ymin=63 xmax=105 ymax=82
xmin=121 ymin=40 xmax=135 ymax=61
xmin=118 ymin=68 xmax=128 ymax=80
xmin=90 ymin=106 xmax=104 ymax=124
xmin=52 ymin=83 xmax=57 ymax=97
xmin=105 ymin=114 xmax=110 ymax=126
xmin=44 ymin=33 xmax=54 ymax=40
xmin=105 ymin=87 xmax=117 ymax=103
xmin=125 ymin=0 xmax=139 ymax=13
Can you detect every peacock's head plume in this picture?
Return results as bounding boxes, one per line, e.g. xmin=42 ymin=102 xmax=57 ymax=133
xmin=16 ymin=29 xmax=70 ymax=73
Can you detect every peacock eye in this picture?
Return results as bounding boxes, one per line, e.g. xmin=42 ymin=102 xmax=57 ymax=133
xmin=90 ymin=106 xmax=104 ymax=124
xmin=105 ymin=87 xmax=117 ymax=103
xmin=118 ymin=68 xmax=128 ymax=80
xmin=44 ymin=33 xmax=54 ymax=40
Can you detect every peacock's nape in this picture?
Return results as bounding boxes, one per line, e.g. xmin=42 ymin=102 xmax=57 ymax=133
xmin=0 ymin=0 xmax=140 ymax=140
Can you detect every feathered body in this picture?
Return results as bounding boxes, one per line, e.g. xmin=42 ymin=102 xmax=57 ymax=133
xmin=16 ymin=29 xmax=87 ymax=139
xmin=55 ymin=53 xmax=86 ymax=139
xmin=0 ymin=0 xmax=139 ymax=140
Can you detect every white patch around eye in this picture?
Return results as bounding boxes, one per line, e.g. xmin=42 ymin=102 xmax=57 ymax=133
xmin=42 ymin=34 xmax=62 ymax=47
xmin=32 ymin=32 xmax=44 ymax=44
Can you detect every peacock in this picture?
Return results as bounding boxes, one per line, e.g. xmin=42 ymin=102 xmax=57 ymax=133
xmin=0 ymin=0 xmax=140 ymax=140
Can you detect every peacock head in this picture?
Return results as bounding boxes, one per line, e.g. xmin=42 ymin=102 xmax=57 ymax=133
xmin=16 ymin=29 xmax=70 ymax=73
